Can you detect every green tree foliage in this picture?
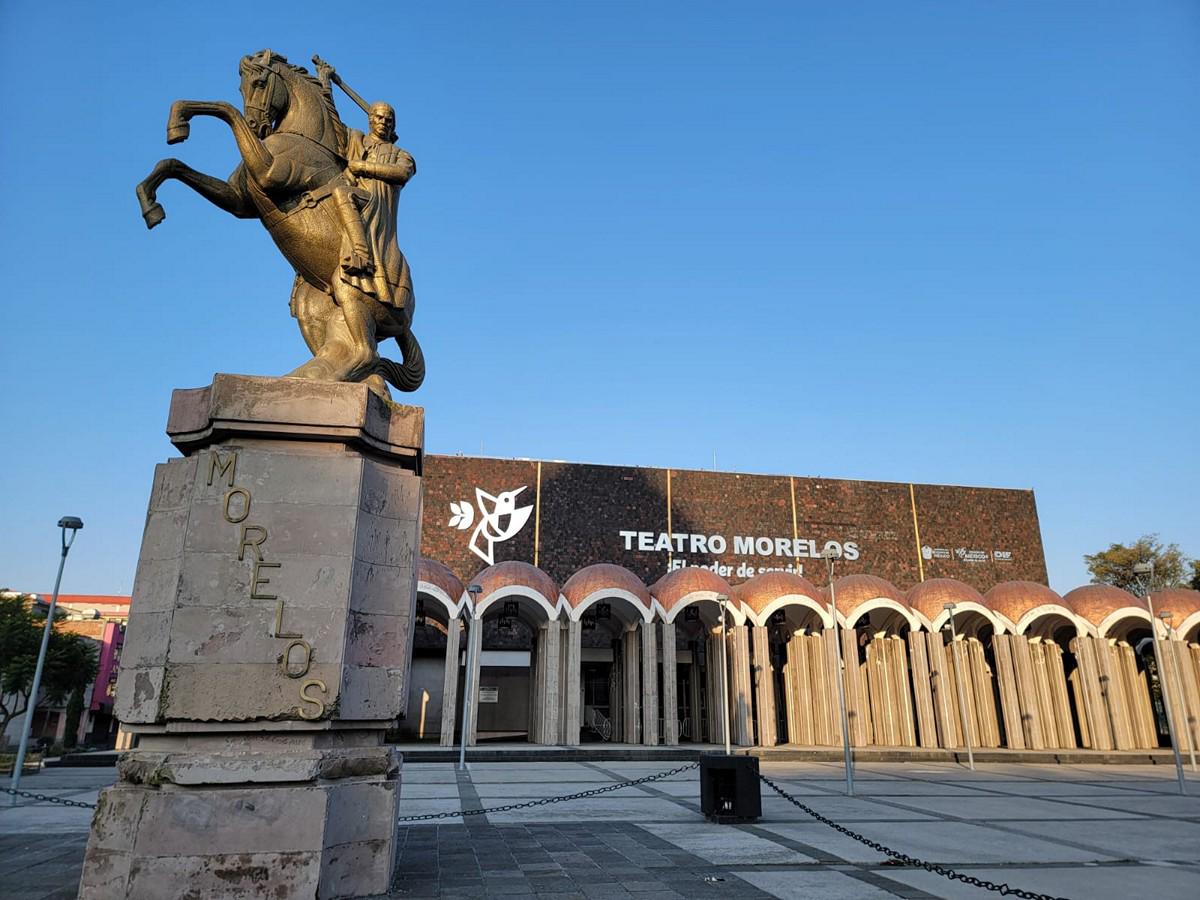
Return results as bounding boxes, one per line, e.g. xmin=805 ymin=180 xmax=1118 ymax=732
xmin=0 ymin=593 xmax=99 ymax=737
xmin=1083 ymin=535 xmax=1190 ymax=593
xmin=1190 ymin=560 xmax=1200 ymax=592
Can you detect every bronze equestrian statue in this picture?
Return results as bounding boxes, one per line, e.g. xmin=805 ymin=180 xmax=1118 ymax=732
xmin=136 ymin=50 xmax=424 ymax=396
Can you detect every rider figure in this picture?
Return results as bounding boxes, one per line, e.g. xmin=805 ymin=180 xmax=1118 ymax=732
xmin=314 ymin=59 xmax=416 ymax=309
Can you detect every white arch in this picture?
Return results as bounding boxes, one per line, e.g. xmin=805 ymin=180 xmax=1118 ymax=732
xmin=1096 ymin=607 xmax=1156 ymax=640
xmin=745 ymin=594 xmax=832 ymax=629
xmin=1176 ymin=611 xmax=1200 ymax=642
xmin=569 ymin=588 xmax=653 ymax=623
xmin=1015 ymin=604 xmax=1089 ymax=638
xmin=925 ymin=600 xmax=1003 ymax=635
xmin=844 ymin=597 xmax=919 ymax=632
xmin=474 ymin=585 xmax=560 ymax=622
xmin=417 ymin=581 xmax=461 ymax=620
xmin=658 ymin=590 xmax=747 ymax=625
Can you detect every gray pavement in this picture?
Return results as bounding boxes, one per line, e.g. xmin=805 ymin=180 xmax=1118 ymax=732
xmin=2 ymin=759 xmax=1199 ymax=898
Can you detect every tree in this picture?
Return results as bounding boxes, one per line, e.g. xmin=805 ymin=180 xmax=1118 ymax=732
xmin=0 ymin=593 xmax=99 ymax=740
xmin=1190 ymin=560 xmax=1200 ymax=593
xmin=1083 ymin=535 xmax=1190 ymax=593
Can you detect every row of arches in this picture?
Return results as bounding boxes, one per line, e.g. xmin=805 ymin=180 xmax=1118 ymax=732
xmin=400 ymin=560 xmax=1200 ymax=757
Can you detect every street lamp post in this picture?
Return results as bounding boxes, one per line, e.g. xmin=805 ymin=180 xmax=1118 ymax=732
xmin=823 ymin=547 xmax=854 ymax=797
xmin=1159 ymin=612 xmax=1198 ymax=773
xmin=943 ymin=603 xmax=975 ymax=772
xmin=717 ymin=595 xmax=732 ymax=756
xmin=10 ymin=517 xmax=84 ymax=804
xmin=1135 ymin=561 xmax=1187 ymax=795
xmin=458 ymin=584 xmax=482 ymax=771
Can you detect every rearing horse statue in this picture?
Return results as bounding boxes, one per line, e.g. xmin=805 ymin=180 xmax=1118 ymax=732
xmin=136 ymin=50 xmax=424 ymax=395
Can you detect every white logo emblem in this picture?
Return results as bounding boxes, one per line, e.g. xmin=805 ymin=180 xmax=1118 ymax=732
xmin=449 ymin=487 xmax=534 ymax=565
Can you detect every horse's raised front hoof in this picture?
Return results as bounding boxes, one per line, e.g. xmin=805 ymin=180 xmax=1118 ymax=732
xmin=166 ymin=121 xmax=190 ymax=144
xmin=142 ymin=202 xmax=166 ymax=229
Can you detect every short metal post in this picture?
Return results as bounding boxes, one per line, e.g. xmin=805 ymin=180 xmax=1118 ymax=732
xmin=458 ymin=585 xmax=482 ymax=771
xmin=944 ymin=604 xmax=975 ymax=772
xmin=826 ymin=550 xmax=854 ymax=796
xmin=718 ymin=596 xmax=732 ymax=755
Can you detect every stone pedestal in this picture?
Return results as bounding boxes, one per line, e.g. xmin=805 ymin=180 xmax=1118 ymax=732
xmin=78 ymin=375 xmax=423 ymax=900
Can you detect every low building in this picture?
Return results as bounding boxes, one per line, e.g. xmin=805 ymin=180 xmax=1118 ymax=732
xmin=1 ymin=594 xmax=128 ymax=750
xmin=404 ymin=455 xmax=1200 ymax=753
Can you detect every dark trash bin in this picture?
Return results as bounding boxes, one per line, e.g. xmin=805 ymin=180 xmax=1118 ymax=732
xmin=699 ymin=753 xmax=761 ymax=823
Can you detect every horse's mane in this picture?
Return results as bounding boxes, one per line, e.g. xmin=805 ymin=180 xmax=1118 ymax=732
xmin=243 ymin=50 xmax=348 ymax=158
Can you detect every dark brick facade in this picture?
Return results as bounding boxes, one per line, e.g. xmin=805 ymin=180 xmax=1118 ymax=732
xmin=421 ymin=456 xmax=1048 ymax=593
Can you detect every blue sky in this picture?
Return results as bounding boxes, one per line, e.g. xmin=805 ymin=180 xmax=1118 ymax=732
xmin=1 ymin=1 xmax=1196 ymax=595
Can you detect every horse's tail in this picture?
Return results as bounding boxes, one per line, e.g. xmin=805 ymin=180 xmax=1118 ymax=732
xmin=378 ymin=328 xmax=425 ymax=393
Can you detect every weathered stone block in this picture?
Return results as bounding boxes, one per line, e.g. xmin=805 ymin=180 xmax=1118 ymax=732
xmin=126 ymin=851 xmax=322 ymax=899
xmin=360 ymin=458 xmax=421 ymax=521
xmin=128 ymin=555 xmax=182 ymax=615
xmin=113 ymin=666 xmax=165 ymax=724
xmin=119 ymin=611 xmax=173 ymax=669
xmin=338 ymin=665 xmax=404 ymax=721
xmin=77 ymin=847 xmax=132 ymax=900
xmin=354 ymin=510 xmax=419 ymax=568
xmin=351 ymin=560 xmax=417 ymax=615
xmin=162 ymin=661 xmax=343 ymax=722
xmin=345 ymin=611 xmax=411 ymax=668
xmin=132 ymin=786 xmax=329 ymax=856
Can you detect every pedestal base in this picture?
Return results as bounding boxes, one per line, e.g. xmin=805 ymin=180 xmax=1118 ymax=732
xmin=80 ymin=744 xmax=399 ymax=898
xmin=77 ymin=375 xmax=423 ymax=899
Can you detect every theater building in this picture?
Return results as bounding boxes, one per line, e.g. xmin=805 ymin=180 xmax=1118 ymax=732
xmin=404 ymin=455 xmax=1200 ymax=755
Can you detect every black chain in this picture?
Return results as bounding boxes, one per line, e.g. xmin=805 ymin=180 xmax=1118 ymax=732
xmin=758 ymin=774 xmax=1069 ymax=900
xmin=3 ymin=787 xmax=98 ymax=809
xmin=396 ymin=762 xmax=699 ymax=822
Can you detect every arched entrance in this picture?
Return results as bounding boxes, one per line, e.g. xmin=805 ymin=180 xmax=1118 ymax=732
xmin=463 ymin=562 xmax=562 ymax=746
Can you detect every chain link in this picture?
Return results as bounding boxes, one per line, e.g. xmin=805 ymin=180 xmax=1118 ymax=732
xmin=758 ymin=774 xmax=1070 ymax=900
xmin=396 ymin=762 xmax=699 ymax=822
xmin=3 ymin=787 xmax=98 ymax=809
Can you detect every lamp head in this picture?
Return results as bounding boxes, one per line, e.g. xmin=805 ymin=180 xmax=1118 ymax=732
xmin=1132 ymin=562 xmax=1154 ymax=575
xmin=467 ymin=583 xmax=482 ymax=596
xmin=58 ymin=517 xmax=83 ymax=531
xmin=820 ymin=546 xmax=843 ymax=560
xmin=943 ymin=602 xmax=957 ymax=612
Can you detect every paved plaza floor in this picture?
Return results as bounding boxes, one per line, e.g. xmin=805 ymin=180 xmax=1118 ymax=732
xmin=1 ymin=759 xmax=1198 ymax=899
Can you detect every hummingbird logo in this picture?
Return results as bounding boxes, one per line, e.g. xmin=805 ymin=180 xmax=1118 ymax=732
xmin=448 ymin=487 xmax=534 ymax=565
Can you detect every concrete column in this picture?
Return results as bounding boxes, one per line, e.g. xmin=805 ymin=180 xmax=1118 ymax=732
xmin=751 ymin=626 xmax=777 ymax=747
xmin=439 ymin=618 xmax=462 ymax=747
xmin=563 ymin=618 xmax=582 ymax=746
xmin=466 ymin=620 xmax=482 ymax=746
xmin=661 ymin=622 xmax=679 ymax=745
xmin=540 ymin=620 xmax=562 ymax=744
xmin=907 ymin=631 xmax=938 ymax=748
xmin=728 ymin=626 xmax=754 ymax=746
xmin=529 ymin=624 xmax=544 ymax=744
xmin=706 ymin=634 xmax=723 ymax=746
xmin=623 ymin=629 xmax=640 ymax=744
xmin=640 ymin=620 xmax=659 ymax=745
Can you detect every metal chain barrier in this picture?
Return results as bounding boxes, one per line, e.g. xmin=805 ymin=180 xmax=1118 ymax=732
xmin=3 ymin=786 xmax=98 ymax=809
xmin=397 ymin=762 xmax=699 ymax=822
xmin=759 ymin=774 xmax=1069 ymax=900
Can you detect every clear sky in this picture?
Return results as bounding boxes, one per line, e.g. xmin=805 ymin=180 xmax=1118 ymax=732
xmin=1 ymin=1 xmax=1196 ymax=596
